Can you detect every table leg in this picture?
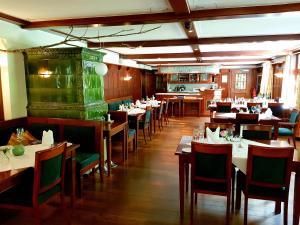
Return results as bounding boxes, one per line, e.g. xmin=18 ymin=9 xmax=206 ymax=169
xmin=179 ymin=156 xmax=185 ymax=220
xmin=293 ymin=170 xmax=300 ymax=225
xmin=107 ymin=136 xmax=112 ymax=176
xmin=182 ymin=102 xmax=185 ymax=117
xmin=123 ymin=125 xmax=128 ymax=161
xmin=71 ymin=156 xmax=76 ymax=207
xmin=153 ymin=108 xmax=156 ymax=134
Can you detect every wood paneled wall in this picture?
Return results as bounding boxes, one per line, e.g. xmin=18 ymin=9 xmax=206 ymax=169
xmin=103 ymin=64 xmax=155 ymax=101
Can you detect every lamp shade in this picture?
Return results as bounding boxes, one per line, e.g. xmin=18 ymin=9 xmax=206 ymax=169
xmin=95 ymin=62 xmax=108 ymax=76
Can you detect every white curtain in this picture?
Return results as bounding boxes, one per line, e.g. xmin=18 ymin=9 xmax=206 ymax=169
xmin=281 ymin=55 xmax=296 ymax=107
xmin=259 ymin=61 xmax=271 ymax=95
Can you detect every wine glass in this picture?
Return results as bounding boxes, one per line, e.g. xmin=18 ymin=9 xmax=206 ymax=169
xmin=16 ymin=128 xmax=24 ymax=144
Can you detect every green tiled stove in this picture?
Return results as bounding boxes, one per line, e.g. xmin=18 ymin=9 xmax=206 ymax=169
xmin=24 ymin=47 xmax=108 ymax=120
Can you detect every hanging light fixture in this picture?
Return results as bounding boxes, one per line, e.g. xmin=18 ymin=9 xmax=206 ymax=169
xmin=95 ymin=62 xmax=108 ymax=76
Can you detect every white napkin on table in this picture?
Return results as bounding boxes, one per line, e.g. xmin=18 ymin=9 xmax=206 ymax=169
xmin=42 ymin=130 xmax=54 ymax=146
xmin=135 ymin=100 xmax=141 ymax=107
xmin=206 ymin=127 xmax=220 ymax=144
xmin=265 ymin=108 xmax=273 ymax=118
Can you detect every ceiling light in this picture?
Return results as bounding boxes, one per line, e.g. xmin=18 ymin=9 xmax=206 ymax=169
xmin=95 ymin=62 xmax=108 ymax=76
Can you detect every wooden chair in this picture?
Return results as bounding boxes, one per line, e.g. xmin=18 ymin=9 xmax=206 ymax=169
xmin=236 ymin=145 xmax=294 ymax=225
xmin=277 ymin=109 xmax=299 ymax=148
xmin=241 ymin=124 xmax=272 ymax=140
xmin=235 ymin=113 xmax=259 ymax=135
xmin=268 ymin=102 xmax=284 ymax=118
xmin=0 ymin=142 xmax=67 ymax=225
xmin=190 ymin=142 xmax=233 ymax=225
xmin=204 ymin=122 xmax=235 ymax=137
xmin=157 ymin=102 xmax=164 ymax=131
xmin=216 ymin=102 xmax=232 ymax=113
xmin=246 ymin=102 xmax=263 ymax=112
xmin=163 ymin=99 xmax=169 ymax=125
xmin=139 ymin=106 xmax=152 ymax=143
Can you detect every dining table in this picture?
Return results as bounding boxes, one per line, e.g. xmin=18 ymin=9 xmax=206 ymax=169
xmin=175 ymin=136 xmax=300 ymax=225
xmin=211 ymin=112 xmax=281 ymax=139
xmin=0 ymin=143 xmax=80 ymax=207
xmin=103 ymin=120 xmax=128 ymax=176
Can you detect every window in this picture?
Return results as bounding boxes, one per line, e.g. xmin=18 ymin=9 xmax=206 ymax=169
xmin=235 ymin=73 xmax=247 ymax=90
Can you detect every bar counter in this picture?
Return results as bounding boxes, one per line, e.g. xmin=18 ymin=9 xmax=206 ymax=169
xmin=156 ymin=89 xmax=222 ymax=116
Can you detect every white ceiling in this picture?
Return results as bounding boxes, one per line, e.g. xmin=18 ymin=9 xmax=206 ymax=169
xmin=1 ymin=0 xmax=300 ymax=67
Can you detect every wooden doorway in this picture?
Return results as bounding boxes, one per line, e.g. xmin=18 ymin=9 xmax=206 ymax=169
xmin=230 ymin=69 xmax=254 ymax=98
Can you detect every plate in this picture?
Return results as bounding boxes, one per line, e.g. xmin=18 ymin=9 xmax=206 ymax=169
xmin=182 ymin=147 xmax=191 ymax=153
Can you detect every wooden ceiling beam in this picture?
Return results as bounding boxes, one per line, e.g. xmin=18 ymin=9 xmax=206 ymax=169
xmin=168 ymin=0 xmax=190 ymax=14
xmin=22 ymin=3 xmax=300 ymax=28
xmin=87 ymin=34 xmax=300 ymax=48
xmin=122 ymin=50 xmax=287 ymax=59
xmin=0 ymin=12 xmax=29 ymax=25
xmin=137 ymin=58 xmax=270 ymax=64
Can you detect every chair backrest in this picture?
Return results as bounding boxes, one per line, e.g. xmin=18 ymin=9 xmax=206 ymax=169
xmin=144 ymin=106 xmax=152 ymax=125
xmin=236 ymin=113 xmax=259 ymax=134
xmin=247 ymin=102 xmax=263 ymax=111
xmin=289 ymin=109 xmax=299 ymax=123
xmin=191 ymin=142 xmax=232 ymax=191
xmin=204 ymin=122 xmax=234 ymax=137
xmin=268 ymin=102 xmax=284 ymax=118
xmin=216 ymin=102 xmax=232 ymax=113
xmin=246 ymin=145 xmax=294 ymax=190
xmin=241 ymin=124 xmax=272 ymax=140
xmin=33 ymin=142 xmax=67 ymax=204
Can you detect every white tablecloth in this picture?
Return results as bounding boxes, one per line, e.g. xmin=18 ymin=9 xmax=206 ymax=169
xmin=0 ymin=143 xmax=72 ymax=172
xmin=180 ymin=136 xmax=271 ymax=174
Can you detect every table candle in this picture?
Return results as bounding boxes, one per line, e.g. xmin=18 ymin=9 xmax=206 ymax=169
xmin=107 ymin=114 xmax=111 ymax=121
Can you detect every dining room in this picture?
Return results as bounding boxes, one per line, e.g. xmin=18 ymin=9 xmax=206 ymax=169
xmin=1 ymin=1 xmax=300 ymax=225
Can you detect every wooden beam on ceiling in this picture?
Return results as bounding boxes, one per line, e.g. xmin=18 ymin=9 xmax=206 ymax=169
xmin=122 ymin=50 xmax=287 ymax=59
xmin=137 ymin=58 xmax=270 ymax=64
xmin=87 ymin=34 xmax=300 ymax=48
xmin=168 ymin=0 xmax=190 ymax=14
xmin=0 ymin=12 xmax=29 ymax=26
xmin=22 ymin=3 xmax=300 ymax=28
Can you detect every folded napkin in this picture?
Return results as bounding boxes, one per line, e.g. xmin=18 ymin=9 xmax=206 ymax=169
xmin=42 ymin=130 xmax=54 ymax=146
xmin=206 ymin=127 xmax=220 ymax=144
xmin=135 ymin=100 xmax=141 ymax=107
xmin=265 ymin=108 xmax=273 ymax=118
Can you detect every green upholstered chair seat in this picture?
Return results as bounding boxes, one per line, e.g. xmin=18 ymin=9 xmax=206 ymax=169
xmin=128 ymin=128 xmax=136 ymax=137
xmin=193 ymin=180 xmax=228 ymax=193
xmin=278 ymin=127 xmax=293 ymax=136
xmin=218 ymin=106 xmax=231 ymax=113
xmin=122 ymin=99 xmax=133 ymax=105
xmin=76 ymin=151 xmax=99 ymax=170
xmin=108 ymin=100 xmax=122 ymax=111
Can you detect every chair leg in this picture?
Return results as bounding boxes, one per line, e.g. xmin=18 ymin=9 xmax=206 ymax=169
xmin=99 ymin=160 xmax=103 ymax=183
xmin=184 ymin=163 xmax=189 ymax=193
xmin=275 ymin=201 xmax=281 ymax=214
xmin=33 ymin=206 xmax=40 ymax=225
xmin=194 ymin=193 xmax=197 ymax=204
xmin=244 ymin=195 xmax=248 ymax=225
xmin=143 ymin=128 xmax=147 ymax=144
xmin=231 ymin=166 xmax=236 ymax=213
xmin=190 ymin=191 xmax=194 ymax=225
xmin=236 ymin=173 xmax=242 ymax=210
xmin=148 ymin=126 xmax=152 ymax=140
xmin=226 ymin=194 xmax=231 ymax=225
xmin=284 ymin=200 xmax=288 ymax=225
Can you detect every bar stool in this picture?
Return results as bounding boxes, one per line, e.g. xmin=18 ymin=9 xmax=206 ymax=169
xmin=169 ymin=97 xmax=181 ymax=117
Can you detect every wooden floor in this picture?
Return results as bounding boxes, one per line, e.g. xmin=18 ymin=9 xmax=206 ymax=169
xmin=0 ymin=116 xmax=299 ymax=225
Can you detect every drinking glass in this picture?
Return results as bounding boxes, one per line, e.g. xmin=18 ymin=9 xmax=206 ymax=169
xmin=16 ymin=128 xmax=24 ymax=143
